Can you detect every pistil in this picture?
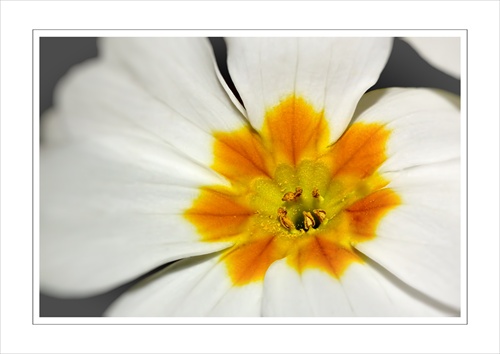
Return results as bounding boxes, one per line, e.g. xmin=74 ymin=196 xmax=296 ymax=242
xmin=277 ymin=187 xmax=329 ymax=232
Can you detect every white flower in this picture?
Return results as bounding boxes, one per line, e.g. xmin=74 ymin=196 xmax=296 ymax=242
xmin=40 ymin=37 xmax=460 ymax=317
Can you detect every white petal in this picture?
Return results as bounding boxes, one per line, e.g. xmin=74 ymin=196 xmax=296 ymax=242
xmin=226 ymin=37 xmax=392 ymax=141
xmin=339 ymin=263 xmax=452 ymax=316
xmin=41 ymin=143 xmax=231 ymax=297
xmin=100 ymin=37 xmax=245 ymax=132
xmin=299 ymin=270 xmax=354 ymax=316
xmin=263 ymin=261 xmax=456 ymax=316
xmin=261 ymin=259 xmax=314 ymax=316
xmin=345 ymin=262 xmax=457 ymax=316
xmin=105 ymin=253 xmax=262 ymax=316
xmin=352 ymin=88 xmax=460 ymax=173
xmin=357 ymin=160 xmax=461 ymax=309
xmin=402 ymin=37 xmax=460 ymax=78
xmin=214 ymin=59 xmax=248 ymax=119
xmin=53 ymin=58 xmax=240 ymax=169
xmin=40 ymin=109 xmax=69 ymax=145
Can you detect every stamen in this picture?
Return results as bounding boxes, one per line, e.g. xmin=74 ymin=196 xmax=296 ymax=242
xmin=278 ymin=207 xmax=295 ymax=230
xmin=313 ymin=209 xmax=327 ymax=223
xmin=312 ymin=187 xmax=324 ymax=203
xmin=303 ymin=211 xmax=315 ymax=231
xmin=282 ymin=192 xmax=296 ymax=202
xmin=282 ymin=187 xmax=303 ymax=202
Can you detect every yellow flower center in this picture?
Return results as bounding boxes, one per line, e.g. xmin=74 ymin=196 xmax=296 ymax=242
xmin=185 ymin=95 xmax=400 ymax=286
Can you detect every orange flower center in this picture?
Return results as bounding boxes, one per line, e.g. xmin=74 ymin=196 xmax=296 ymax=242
xmin=185 ymin=95 xmax=400 ymax=286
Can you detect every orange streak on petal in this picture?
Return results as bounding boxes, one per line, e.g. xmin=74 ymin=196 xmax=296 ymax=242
xmin=345 ymin=188 xmax=401 ymax=243
xmin=325 ymin=123 xmax=391 ymax=178
xmin=288 ymin=235 xmax=361 ymax=278
xmin=184 ymin=187 xmax=253 ymax=242
xmin=223 ymin=236 xmax=287 ymax=286
xmin=262 ymin=95 xmax=330 ymax=166
xmin=213 ymin=127 xmax=272 ymax=183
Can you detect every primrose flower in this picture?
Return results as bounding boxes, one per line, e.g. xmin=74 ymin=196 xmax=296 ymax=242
xmin=40 ymin=37 xmax=460 ymax=317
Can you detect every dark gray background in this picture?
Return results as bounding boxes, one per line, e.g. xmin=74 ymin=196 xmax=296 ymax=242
xmin=39 ymin=37 xmax=460 ymax=317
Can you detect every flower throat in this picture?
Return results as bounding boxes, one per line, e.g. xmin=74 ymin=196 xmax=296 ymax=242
xmin=185 ymin=95 xmax=400 ymax=286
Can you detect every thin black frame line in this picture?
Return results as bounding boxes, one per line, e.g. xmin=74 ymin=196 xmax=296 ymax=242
xmin=33 ymin=30 xmax=468 ymax=326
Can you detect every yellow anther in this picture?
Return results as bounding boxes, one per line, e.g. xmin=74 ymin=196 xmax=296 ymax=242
xmin=282 ymin=187 xmax=303 ymax=202
xmin=278 ymin=207 xmax=295 ymax=230
xmin=302 ymin=211 xmax=315 ymax=231
xmin=312 ymin=187 xmax=324 ymax=203
xmin=282 ymin=192 xmax=296 ymax=202
xmin=313 ymin=209 xmax=327 ymax=223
